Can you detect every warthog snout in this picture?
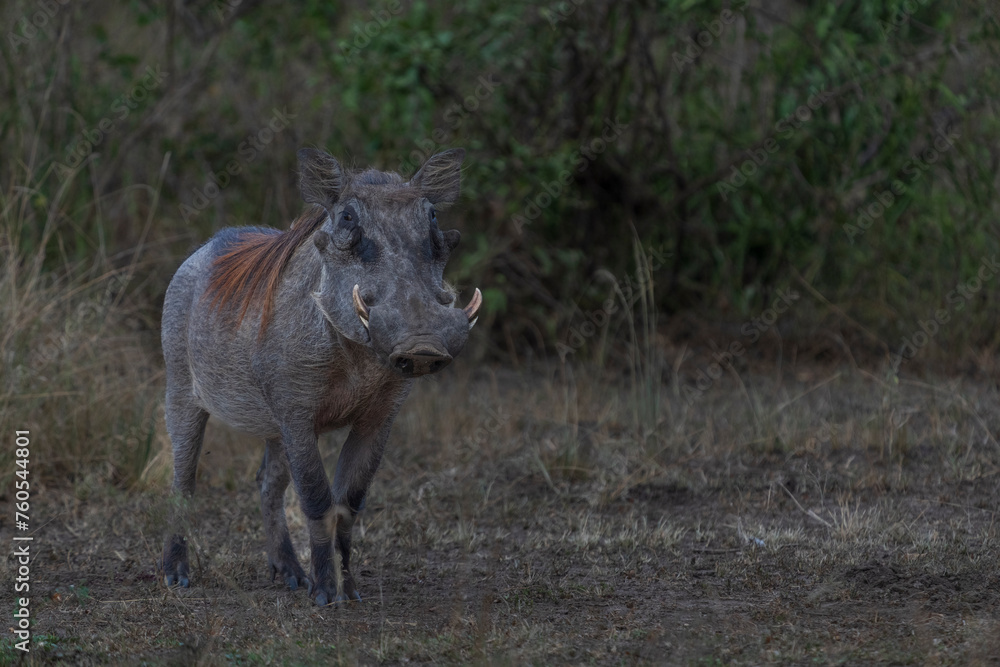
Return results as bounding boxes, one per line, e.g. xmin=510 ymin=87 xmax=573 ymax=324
xmin=389 ymin=339 xmax=453 ymax=377
xmin=353 ymin=284 xmax=482 ymax=376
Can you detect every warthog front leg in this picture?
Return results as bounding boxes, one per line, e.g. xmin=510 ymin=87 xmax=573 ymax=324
xmin=282 ymin=425 xmax=339 ymax=606
xmin=257 ymin=439 xmax=306 ymax=590
xmin=161 ymin=389 xmax=209 ymax=588
xmin=282 ymin=416 xmax=396 ymax=607
xmin=327 ymin=422 xmax=395 ymax=604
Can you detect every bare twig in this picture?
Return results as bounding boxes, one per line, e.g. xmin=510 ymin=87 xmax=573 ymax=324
xmin=777 ymin=481 xmax=833 ymax=529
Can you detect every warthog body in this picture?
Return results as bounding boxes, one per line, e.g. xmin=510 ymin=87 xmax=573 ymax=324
xmin=160 ymin=148 xmax=479 ymax=605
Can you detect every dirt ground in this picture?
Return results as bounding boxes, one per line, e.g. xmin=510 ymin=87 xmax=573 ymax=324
xmin=4 ymin=353 xmax=1000 ymax=665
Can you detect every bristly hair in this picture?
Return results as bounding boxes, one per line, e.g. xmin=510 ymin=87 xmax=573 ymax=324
xmin=204 ymin=206 xmax=327 ymax=337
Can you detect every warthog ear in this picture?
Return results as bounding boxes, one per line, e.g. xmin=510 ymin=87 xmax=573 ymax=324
xmin=298 ymin=148 xmax=344 ymax=211
xmin=411 ymin=148 xmax=464 ymax=208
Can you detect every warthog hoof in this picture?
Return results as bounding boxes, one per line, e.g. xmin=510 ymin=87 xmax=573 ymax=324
xmin=268 ymin=556 xmax=307 ymax=591
xmin=307 ymin=574 xmax=361 ymax=607
xmin=307 ymin=576 xmax=336 ymax=607
xmin=162 ymin=534 xmax=190 ymax=588
xmin=336 ymin=571 xmax=362 ymax=606
xmin=335 ymin=588 xmax=363 ymax=606
xmin=164 ymin=571 xmax=189 ymax=588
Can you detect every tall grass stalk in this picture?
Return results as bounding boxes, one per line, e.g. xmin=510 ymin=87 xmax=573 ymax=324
xmin=597 ymin=231 xmax=662 ymax=442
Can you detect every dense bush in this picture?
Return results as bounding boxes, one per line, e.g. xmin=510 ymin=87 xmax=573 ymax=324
xmin=3 ymin=0 xmax=999 ymax=361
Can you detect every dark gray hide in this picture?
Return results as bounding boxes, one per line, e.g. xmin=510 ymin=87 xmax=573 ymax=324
xmin=160 ymin=148 xmax=479 ymax=606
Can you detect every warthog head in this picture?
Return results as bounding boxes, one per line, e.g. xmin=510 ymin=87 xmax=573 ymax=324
xmin=299 ymin=147 xmax=480 ymax=377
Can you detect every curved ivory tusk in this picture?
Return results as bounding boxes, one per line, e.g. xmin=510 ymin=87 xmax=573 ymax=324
xmin=352 ymin=284 xmax=369 ymax=330
xmin=463 ymin=287 xmax=482 ymax=329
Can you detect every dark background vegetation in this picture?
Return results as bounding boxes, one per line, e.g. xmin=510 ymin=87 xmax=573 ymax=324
xmin=6 ymin=0 xmax=1000 ymax=349
xmin=3 ymin=1 xmax=1000 ymax=663
xmin=5 ymin=0 xmax=1000 ymax=482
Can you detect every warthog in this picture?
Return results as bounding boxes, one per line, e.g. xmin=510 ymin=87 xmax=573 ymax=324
xmin=160 ymin=147 xmax=480 ymax=606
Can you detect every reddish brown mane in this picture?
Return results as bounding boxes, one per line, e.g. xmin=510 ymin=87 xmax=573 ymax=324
xmin=205 ymin=207 xmax=327 ymax=336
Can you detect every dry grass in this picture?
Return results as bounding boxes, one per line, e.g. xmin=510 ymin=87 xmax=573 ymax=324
xmin=3 ymin=344 xmax=1000 ymax=664
xmin=0 ymin=168 xmax=167 ymax=495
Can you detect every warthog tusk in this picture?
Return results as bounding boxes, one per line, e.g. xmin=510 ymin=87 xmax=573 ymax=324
xmin=463 ymin=288 xmax=482 ymax=329
xmin=352 ymin=284 xmax=369 ymax=330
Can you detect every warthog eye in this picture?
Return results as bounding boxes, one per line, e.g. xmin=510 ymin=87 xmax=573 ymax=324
xmin=334 ymin=205 xmax=361 ymax=251
xmin=338 ymin=207 xmax=357 ymax=230
xmin=429 ymin=208 xmax=437 ymax=223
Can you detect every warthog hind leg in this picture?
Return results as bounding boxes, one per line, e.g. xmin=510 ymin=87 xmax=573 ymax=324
xmin=257 ymin=439 xmax=306 ymax=590
xmin=161 ymin=389 xmax=208 ymax=588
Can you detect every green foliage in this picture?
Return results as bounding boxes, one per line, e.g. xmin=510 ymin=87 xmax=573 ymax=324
xmin=1 ymin=0 xmax=999 ymax=361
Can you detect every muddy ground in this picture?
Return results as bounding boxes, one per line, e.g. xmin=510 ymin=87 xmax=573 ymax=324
xmin=4 ymin=356 xmax=1000 ymax=665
